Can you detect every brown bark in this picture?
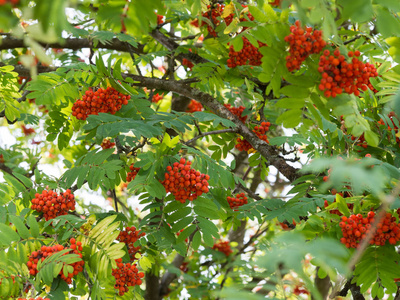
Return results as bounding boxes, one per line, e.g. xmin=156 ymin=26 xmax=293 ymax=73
xmin=0 ymin=60 xmax=300 ymax=182
xmin=144 ymin=271 xmax=160 ymax=300
xmin=313 ymin=267 xmax=331 ymax=300
xmin=159 ymin=254 xmax=185 ymax=298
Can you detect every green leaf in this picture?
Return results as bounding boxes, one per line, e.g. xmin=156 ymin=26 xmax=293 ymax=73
xmin=353 ymin=246 xmax=400 ymax=295
xmin=176 ymin=225 xmax=196 ymax=244
xmin=9 ymin=215 xmax=31 ymax=240
xmin=197 ymin=217 xmax=219 ymax=238
xmin=364 ymin=130 xmax=379 ymax=147
xmin=3 ymin=173 xmax=26 ymax=192
xmin=27 ymin=215 xmax=40 ymax=238
xmin=248 ymin=5 xmax=268 ymax=22
xmin=337 ymin=0 xmax=373 ymax=23
xmin=11 ymin=172 xmax=32 ymax=188
xmin=280 ymin=85 xmax=310 ymax=99
xmin=0 ymin=223 xmax=20 ymax=246
xmin=276 ymin=109 xmax=302 ymax=128
xmin=376 ymin=6 xmax=400 ymax=37
xmin=167 ymin=207 xmax=192 ymax=224
xmin=171 ymin=216 xmax=194 ymax=233
xmin=96 ymin=56 xmax=108 ymax=77
xmin=193 ymin=205 xmax=220 ymax=220
xmin=192 ymin=231 xmax=201 ymax=251
xmin=393 ymin=85 xmax=400 ymax=118
xmin=89 ymin=215 xmax=118 ymax=239
xmin=335 ymin=194 xmax=350 ymax=217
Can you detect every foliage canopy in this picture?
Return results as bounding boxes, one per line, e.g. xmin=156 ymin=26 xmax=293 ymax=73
xmin=1 ymin=0 xmax=400 ymax=299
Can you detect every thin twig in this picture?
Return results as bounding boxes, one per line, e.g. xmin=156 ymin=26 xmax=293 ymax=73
xmin=238 ymin=183 xmax=262 ymax=200
xmin=194 ymin=120 xmax=202 ymax=135
xmin=127 ymin=138 xmax=147 ymax=155
xmin=26 ymin=157 xmax=41 ymax=178
xmin=233 ymin=166 xmax=252 ymax=194
xmin=344 ymin=35 xmax=362 ymax=45
xmin=111 ymin=189 xmax=129 ymax=212
xmin=115 ymin=136 xmax=129 ymax=154
xmin=112 ymin=189 xmax=119 ymax=212
xmin=185 ymin=128 xmax=237 ymax=145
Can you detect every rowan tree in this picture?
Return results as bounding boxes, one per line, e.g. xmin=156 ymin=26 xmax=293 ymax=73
xmin=1 ymin=0 xmax=400 ymax=299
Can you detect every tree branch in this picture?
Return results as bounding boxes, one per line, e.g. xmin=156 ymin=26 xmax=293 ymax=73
xmin=159 ymin=254 xmax=185 ymax=298
xmin=1 ymin=62 xmax=300 ymax=182
xmin=121 ymin=75 xmax=300 ymax=182
xmin=144 ymin=271 xmax=160 ymax=300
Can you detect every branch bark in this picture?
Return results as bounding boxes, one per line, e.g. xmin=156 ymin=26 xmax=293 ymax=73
xmin=144 ymin=271 xmax=160 ymax=300
xmin=1 ymin=60 xmax=300 ymax=182
xmin=121 ymin=75 xmax=300 ymax=182
xmin=313 ymin=267 xmax=331 ymax=300
xmin=159 ymin=254 xmax=185 ymax=298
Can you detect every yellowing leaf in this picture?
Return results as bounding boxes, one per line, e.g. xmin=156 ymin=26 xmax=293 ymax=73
xmin=150 ymin=137 xmax=161 ymax=144
xmin=162 ymin=133 xmax=180 ymax=148
xmin=224 ymin=17 xmax=239 ymax=34
xmin=139 ymin=256 xmax=152 ymax=271
xmin=247 ymin=148 xmax=256 ymax=154
xmin=221 ymin=2 xmax=235 ymax=18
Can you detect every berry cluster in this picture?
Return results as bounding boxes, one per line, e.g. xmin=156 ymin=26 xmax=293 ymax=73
xmin=161 ymin=158 xmax=210 ymax=203
xmin=284 ymin=20 xmax=326 ymax=72
xmin=339 ymin=211 xmax=400 ymax=248
xmin=157 ymin=14 xmax=164 ymax=25
xmin=0 ymin=0 xmax=19 ymax=6
xmin=235 ymin=122 xmax=270 ymax=152
xmin=126 ymin=164 xmax=140 ymax=182
xmin=212 ymin=241 xmax=232 ymax=256
xmin=152 ymin=93 xmax=163 ymax=103
xmin=186 ymin=100 xmax=203 ymax=113
xmin=190 ymin=4 xmax=254 ymax=37
xmin=21 ymin=125 xmax=35 ymax=136
xmin=190 ymin=4 xmax=224 ymax=37
xmin=101 ymin=138 xmax=115 ymax=149
xmin=227 ymin=37 xmax=267 ymax=68
xmin=27 ymin=238 xmax=84 ymax=284
xmin=182 ymin=58 xmax=194 ymax=70
xmin=227 ymin=193 xmax=248 ymax=210
xmin=112 ymin=258 xmax=144 ymax=296
xmin=117 ymin=227 xmax=145 ymax=261
xmin=224 ymin=104 xmax=247 ymax=123
xmin=72 ymin=87 xmax=130 ymax=120
xmin=318 ymin=50 xmax=378 ymax=98
xmin=0 ymin=154 xmax=4 ymax=163
xmin=30 ymin=189 xmax=75 ymax=221
xmin=378 ymin=112 xmax=400 ymax=146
